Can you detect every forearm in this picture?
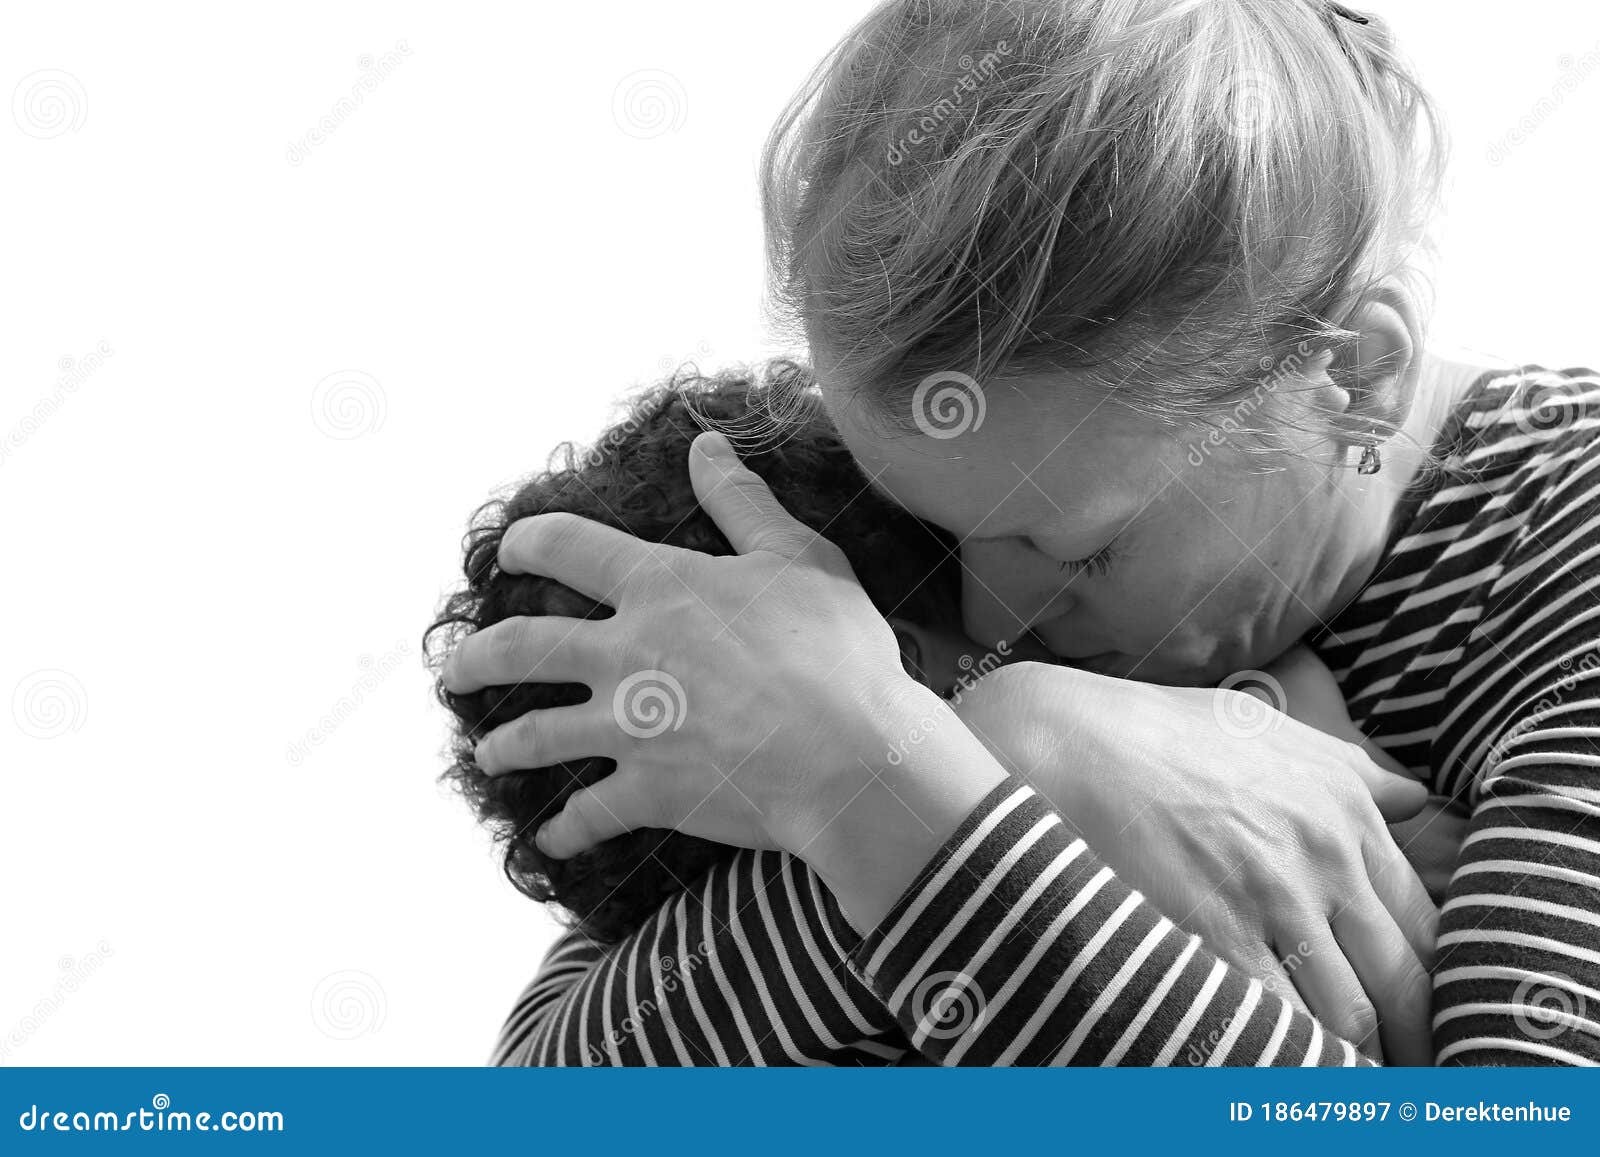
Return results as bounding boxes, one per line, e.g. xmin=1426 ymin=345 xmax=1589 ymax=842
xmin=798 ymin=679 xmax=1009 ymax=935
xmin=1432 ymin=764 xmax=1600 ymax=1065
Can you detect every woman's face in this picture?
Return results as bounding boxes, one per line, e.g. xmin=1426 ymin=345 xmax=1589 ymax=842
xmin=825 ymin=374 xmax=1373 ymax=687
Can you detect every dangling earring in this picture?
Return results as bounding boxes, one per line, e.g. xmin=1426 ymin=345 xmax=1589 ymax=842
xmin=1357 ymin=433 xmax=1382 ymax=476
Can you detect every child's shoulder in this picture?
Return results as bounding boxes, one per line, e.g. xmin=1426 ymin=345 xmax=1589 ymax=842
xmin=1452 ymin=363 xmax=1600 ymax=455
xmin=1429 ymin=363 xmax=1600 ymax=507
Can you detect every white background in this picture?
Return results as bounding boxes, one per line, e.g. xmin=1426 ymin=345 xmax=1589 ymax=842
xmin=1 ymin=1 xmax=1596 ymax=1064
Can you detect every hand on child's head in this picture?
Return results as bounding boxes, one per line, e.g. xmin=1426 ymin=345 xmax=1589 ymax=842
xmin=432 ymin=362 xmax=968 ymax=942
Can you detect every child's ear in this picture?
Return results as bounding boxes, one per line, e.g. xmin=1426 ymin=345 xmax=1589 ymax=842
xmin=887 ymin=617 xmax=930 ymax=687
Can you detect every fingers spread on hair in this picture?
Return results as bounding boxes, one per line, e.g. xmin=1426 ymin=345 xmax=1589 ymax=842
xmin=475 ymin=703 xmax=614 ymax=777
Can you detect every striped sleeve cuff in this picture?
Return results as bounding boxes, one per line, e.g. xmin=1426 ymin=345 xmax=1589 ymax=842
xmin=845 ymin=779 xmax=1370 ymax=1066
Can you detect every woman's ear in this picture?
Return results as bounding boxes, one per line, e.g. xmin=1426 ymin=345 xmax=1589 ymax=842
xmin=1327 ymin=277 xmax=1425 ymax=445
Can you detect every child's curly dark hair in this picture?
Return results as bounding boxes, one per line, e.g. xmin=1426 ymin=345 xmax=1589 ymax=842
xmin=424 ymin=360 xmax=960 ymax=944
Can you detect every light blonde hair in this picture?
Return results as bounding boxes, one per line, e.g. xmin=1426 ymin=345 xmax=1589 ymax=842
xmin=761 ymin=0 xmax=1448 ymax=455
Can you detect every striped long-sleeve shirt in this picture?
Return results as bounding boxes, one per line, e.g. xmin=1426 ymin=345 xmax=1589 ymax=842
xmin=493 ymin=364 xmax=1600 ymax=1067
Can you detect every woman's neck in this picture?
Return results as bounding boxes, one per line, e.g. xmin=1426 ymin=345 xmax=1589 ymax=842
xmin=1389 ymin=349 xmax=1489 ymax=484
xmin=1325 ymin=348 xmax=1498 ymax=618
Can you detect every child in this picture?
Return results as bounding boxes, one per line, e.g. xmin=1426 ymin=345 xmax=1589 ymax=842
xmin=427 ymin=361 xmax=970 ymax=943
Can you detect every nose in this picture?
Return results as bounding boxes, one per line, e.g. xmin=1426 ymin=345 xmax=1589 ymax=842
xmin=959 ymin=539 xmax=1064 ymax=648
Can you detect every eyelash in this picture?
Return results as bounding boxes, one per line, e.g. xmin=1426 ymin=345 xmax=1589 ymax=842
xmin=1056 ymin=542 xmax=1119 ymax=577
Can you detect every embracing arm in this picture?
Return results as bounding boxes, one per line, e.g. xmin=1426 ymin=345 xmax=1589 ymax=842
xmin=1428 ymin=471 xmax=1600 ymax=1066
xmin=1434 ymin=757 xmax=1600 ymax=1066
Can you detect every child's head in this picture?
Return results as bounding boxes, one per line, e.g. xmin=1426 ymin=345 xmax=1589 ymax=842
xmin=426 ymin=361 xmax=971 ymax=942
xmin=759 ymin=0 xmax=1450 ymax=685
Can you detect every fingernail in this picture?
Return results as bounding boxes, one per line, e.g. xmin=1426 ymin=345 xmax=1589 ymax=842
xmin=534 ymin=822 xmax=553 ymax=853
xmin=695 ymin=431 xmax=732 ymax=459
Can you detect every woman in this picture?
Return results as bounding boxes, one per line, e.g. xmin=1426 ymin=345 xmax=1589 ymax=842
xmin=445 ymin=0 xmax=1600 ymax=1065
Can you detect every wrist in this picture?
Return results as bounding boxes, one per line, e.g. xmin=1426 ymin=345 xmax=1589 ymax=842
xmin=774 ymin=673 xmax=959 ymax=853
xmin=784 ymin=676 xmax=1009 ymax=934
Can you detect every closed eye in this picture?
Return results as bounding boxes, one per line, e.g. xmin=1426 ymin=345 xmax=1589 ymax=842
xmin=1053 ymin=540 xmax=1120 ymax=578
